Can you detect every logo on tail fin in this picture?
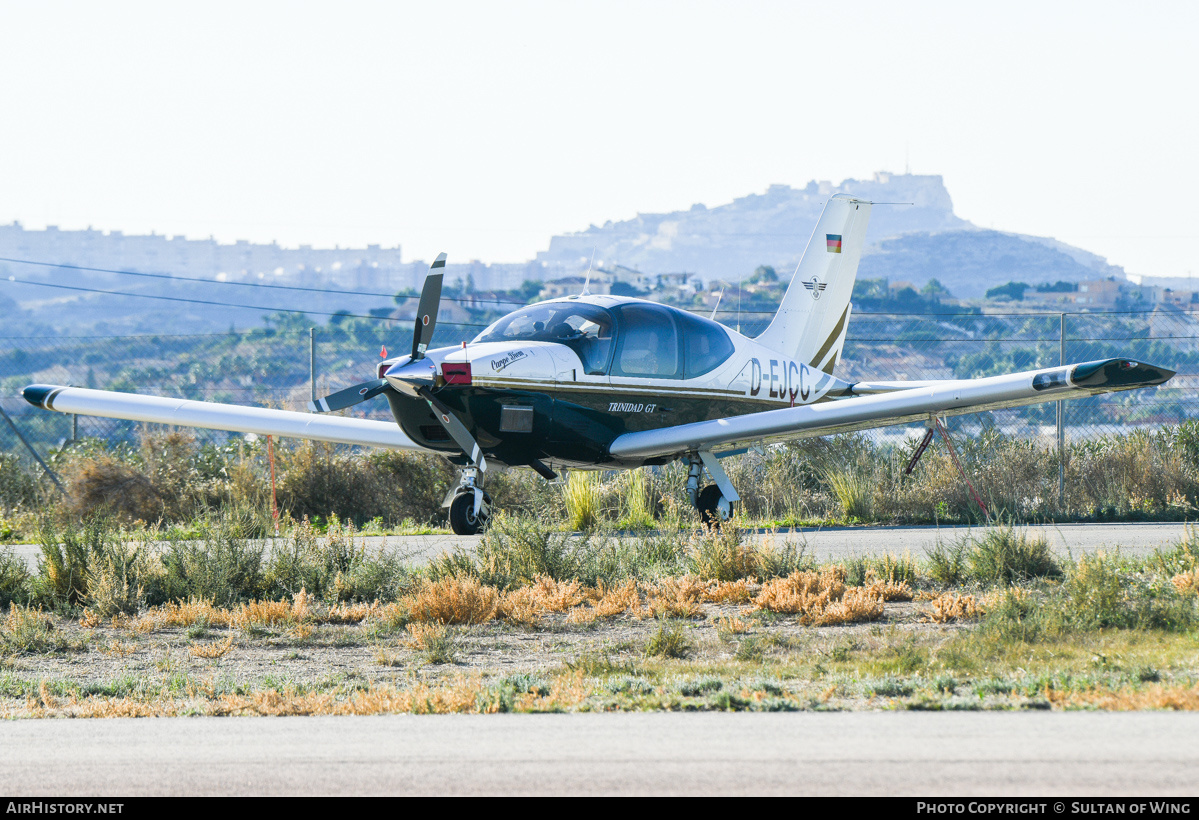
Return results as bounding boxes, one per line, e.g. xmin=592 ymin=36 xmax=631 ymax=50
xmin=802 ymin=276 xmax=828 ymax=300
xmin=826 ymin=234 xmax=842 ymax=253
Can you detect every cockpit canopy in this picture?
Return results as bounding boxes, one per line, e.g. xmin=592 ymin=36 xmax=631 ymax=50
xmin=471 ymin=300 xmax=734 ymax=379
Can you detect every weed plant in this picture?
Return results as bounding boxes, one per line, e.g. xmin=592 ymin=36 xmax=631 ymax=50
xmin=0 ymin=546 xmax=30 ymax=608
xmin=965 ymin=522 xmax=1062 ymax=585
xmin=644 ymin=620 xmax=694 ymax=659
xmin=562 ymin=471 xmax=603 ymax=531
xmin=430 ymin=512 xmax=623 ymax=590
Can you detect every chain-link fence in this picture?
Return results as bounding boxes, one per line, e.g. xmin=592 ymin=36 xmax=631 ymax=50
xmin=1 ymin=308 xmax=1195 ymax=461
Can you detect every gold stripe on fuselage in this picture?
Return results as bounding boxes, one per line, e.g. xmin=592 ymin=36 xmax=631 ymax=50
xmin=470 ymin=377 xmax=835 ymax=408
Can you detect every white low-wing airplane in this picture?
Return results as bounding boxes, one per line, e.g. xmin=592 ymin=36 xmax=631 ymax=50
xmin=23 ymin=195 xmax=1174 ymax=533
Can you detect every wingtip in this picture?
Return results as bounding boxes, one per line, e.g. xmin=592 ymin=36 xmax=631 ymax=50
xmin=22 ymin=384 xmax=62 ymax=409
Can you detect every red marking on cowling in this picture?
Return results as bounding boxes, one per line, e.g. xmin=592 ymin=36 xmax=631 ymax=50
xmin=442 ymin=362 xmax=472 ymax=386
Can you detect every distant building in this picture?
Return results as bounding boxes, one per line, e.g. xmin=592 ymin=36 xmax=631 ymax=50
xmin=0 ymin=221 xmax=404 ymax=291
xmin=1065 ymin=279 xmax=1123 ymax=306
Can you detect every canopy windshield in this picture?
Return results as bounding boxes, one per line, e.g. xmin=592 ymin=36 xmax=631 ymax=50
xmin=472 ymin=302 xmax=616 ymax=374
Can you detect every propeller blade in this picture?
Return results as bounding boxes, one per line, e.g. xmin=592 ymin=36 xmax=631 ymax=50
xmin=308 ymin=378 xmax=390 ymax=413
xmin=411 ymin=254 xmax=445 ymax=361
xmin=417 ymin=385 xmax=486 ymax=473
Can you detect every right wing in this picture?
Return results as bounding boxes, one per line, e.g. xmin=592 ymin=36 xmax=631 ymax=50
xmin=607 ymin=358 xmax=1175 ymax=461
xmin=21 ymin=384 xmax=424 ymax=451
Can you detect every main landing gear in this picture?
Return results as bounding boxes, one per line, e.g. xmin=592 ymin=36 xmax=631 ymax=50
xmin=687 ymin=452 xmax=739 ymax=526
xmin=444 ymin=466 xmax=491 ymax=535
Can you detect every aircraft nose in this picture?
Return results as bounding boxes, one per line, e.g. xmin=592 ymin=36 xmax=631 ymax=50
xmin=383 ymin=358 xmax=437 ymax=396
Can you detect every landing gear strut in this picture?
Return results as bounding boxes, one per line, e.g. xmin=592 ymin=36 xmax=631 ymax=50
xmin=444 ymin=466 xmax=491 ymax=535
xmin=688 ymin=451 xmax=738 ymax=526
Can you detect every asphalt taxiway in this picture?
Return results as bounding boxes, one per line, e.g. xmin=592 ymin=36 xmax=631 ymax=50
xmin=1 ymin=712 xmax=1196 ymax=795
xmin=6 ymin=521 xmax=1191 ymax=571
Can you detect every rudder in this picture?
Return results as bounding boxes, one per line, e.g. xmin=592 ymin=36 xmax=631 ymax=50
xmin=754 ymin=194 xmax=871 ymax=372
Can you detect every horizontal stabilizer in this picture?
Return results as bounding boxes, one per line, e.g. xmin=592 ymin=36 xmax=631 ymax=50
xmin=23 ymin=385 xmax=422 ymax=450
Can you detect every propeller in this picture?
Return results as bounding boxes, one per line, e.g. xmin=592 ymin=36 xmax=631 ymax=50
xmin=412 ymin=253 xmax=445 ymax=361
xmin=308 ymin=378 xmax=389 ymax=414
xmin=309 ymin=254 xmax=446 ymax=414
xmin=307 ymin=252 xmax=487 ymax=509
xmin=417 ymin=385 xmax=486 ymax=474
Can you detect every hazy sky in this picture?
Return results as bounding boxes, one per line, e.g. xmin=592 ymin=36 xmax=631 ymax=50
xmin=1 ymin=0 xmax=1196 ymax=277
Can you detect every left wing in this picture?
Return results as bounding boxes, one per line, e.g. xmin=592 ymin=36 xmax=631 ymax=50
xmin=607 ymin=358 xmax=1174 ymax=461
xmin=21 ymin=384 xmax=424 ymax=450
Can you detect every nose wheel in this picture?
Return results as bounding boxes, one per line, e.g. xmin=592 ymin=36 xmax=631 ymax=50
xmin=697 ymin=484 xmax=734 ymax=525
xmin=448 ymin=490 xmax=491 ymax=535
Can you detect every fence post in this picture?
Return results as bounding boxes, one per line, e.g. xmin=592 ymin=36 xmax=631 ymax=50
xmin=309 ymin=327 xmax=317 ymax=405
xmin=0 ymin=401 xmax=67 ymax=496
xmin=1058 ymin=312 xmax=1066 ymax=508
xmin=71 ymin=413 xmax=77 ymax=442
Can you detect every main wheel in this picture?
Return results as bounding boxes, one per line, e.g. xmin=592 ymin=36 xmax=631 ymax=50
xmin=697 ymin=484 xmax=733 ymax=526
xmin=449 ymin=491 xmax=491 ymax=535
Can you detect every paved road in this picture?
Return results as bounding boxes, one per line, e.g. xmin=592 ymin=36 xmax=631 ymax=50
xmin=1 ymin=712 xmax=1196 ymax=795
xmin=5 ymin=522 xmax=1191 ymax=570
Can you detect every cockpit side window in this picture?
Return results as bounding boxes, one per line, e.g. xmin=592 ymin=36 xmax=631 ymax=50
xmin=612 ymin=304 xmax=682 ymax=379
xmin=678 ymin=311 xmax=735 ymax=378
xmin=471 ymin=302 xmax=615 ymax=375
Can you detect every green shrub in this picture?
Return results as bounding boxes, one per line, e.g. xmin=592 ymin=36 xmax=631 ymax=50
xmin=33 ymin=515 xmax=147 ymax=615
xmin=1065 ymin=552 xmax=1197 ymax=632
xmin=925 ymin=538 xmax=969 ymax=586
xmin=967 ymin=523 xmax=1061 ymax=586
xmin=865 ymin=676 xmax=914 ymax=698
xmin=430 ymin=512 xmax=619 ymax=590
xmin=160 ymin=509 xmax=264 ymax=605
xmin=0 ymin=605 xmax=73 ymax=654
xmin=644 ymin=621 xmax=693 ymax=659
xmin=263 ymin=517 xmax=361 ymax=599
xmin=0 ymin=454 xmax=40 ymax=513
xmin=562 ymin=471 xmax=602 ymax=531
xmin=0 ymin=545 xmax=30 ymax=609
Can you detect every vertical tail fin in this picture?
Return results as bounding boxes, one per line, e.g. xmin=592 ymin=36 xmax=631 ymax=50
xmin=754 ymin=194 xmax=871 ymax=372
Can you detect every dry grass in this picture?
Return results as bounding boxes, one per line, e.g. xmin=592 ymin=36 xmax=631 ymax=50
xmin=647 ymin=576 xmax=706 ymax=619
xmin=79 ymin=609 xmax=101 ymax=629
xmin=591 ymin=580 xmax=643 ymax=619
xmin=925 ymin=592 xmax=986 ymax=623
xmin=753 ymin=568 xmax=885 ymax=626
xmin=189 ymin=637 xmax=235 ymax=658
xmin=704 ymin=578 xmax=759 ymax=604
xmin=410 ymin=577 xmax=498 ymax=625
xmin=1171 ymin=570 xmax=1199 ymax=596
xmin=137 ymin=599 xmax=235 ymax=630
xmin=498 ymin=576 xmax=587 ymax=624
xmin=235 ymin=590 xmax=312 ymax=628
xmin=97 ymin=640 xmax=138 ymax=657
xmin=1046 ymin=682 xmax=1199 ymax=711
xmin=712 ymin=615 xmax=750 ymax=635
xmin=755 ymin=568 xmax=846 ymax=614
xmin=864 ymin=578 xmax=914 ymax=602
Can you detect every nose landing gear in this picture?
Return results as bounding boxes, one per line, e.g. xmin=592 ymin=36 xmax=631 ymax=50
xmin=449 ymin=489 xmax=491 ymax=535
xmin=444 ymin=466 xmax=491 ymax=535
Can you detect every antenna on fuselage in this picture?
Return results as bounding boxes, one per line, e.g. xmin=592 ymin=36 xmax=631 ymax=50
xmin=580 ymin=248 xmax=596 ymax=297
xmin=710 ymin=287 xmax=724 ymax=321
